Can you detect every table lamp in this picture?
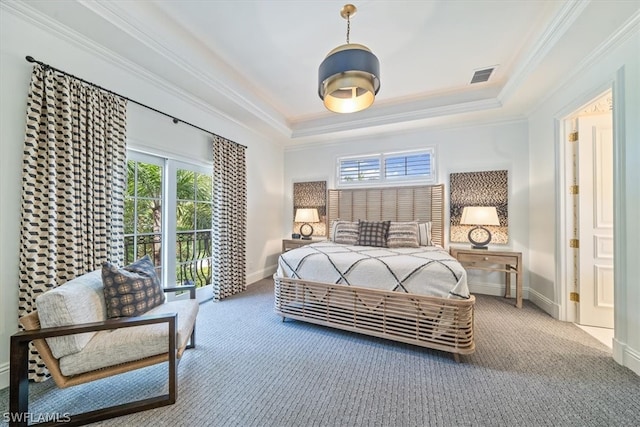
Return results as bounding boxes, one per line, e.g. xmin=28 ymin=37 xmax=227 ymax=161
xmin=295 ymin=208 xmax=320 ymax=240
xmin=460 ymin=206 xmax=500 ymax=249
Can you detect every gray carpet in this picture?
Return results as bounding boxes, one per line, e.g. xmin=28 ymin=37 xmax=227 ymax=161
xmin=1 ymin=278 xmax=639 ymax=426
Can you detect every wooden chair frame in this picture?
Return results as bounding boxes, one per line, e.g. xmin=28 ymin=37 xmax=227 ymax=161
xmin=9 ymin=285 xmax=196 ymax=427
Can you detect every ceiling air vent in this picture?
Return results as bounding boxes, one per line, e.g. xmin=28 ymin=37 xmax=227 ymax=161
xmin=470 ymin=67 xmax=494 ymax=84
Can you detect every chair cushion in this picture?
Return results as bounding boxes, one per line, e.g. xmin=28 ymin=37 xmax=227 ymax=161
xmin=35 ymin=270 xmax=107 ymax=359
xmin=59 ymin=299 xmax=199 ymax=376
xmin=102 ymin=255 xmax=165 ymax=318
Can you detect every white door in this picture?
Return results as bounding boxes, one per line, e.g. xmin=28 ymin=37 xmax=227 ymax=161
xmin=577 ymin=113 xmax=614 ymax=328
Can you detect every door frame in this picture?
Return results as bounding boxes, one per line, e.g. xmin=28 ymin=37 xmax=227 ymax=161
xmin=555 ymin=68 xmax=627 ymax=367
xmin=555 ymin=82 xmax=615 ymax=324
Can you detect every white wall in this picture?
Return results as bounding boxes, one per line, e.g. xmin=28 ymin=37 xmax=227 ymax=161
xmin=0 ymin=8 xmax=285 ymax=389
xmin=528 ymin=30 xmax=640 ymax=374
xmin=284 ymin=120 xmax=530 ymax=297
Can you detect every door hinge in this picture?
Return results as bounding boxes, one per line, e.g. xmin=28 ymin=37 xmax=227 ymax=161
xmin=568 ymin=131 xmax=578 ymax=142
xmin=569 ymin=239 xmax=579 ymax=248
xmin=570 ymin=292 xmax=580 ymax=302
xmin=570 ymin=185 xmax=579 ymax=194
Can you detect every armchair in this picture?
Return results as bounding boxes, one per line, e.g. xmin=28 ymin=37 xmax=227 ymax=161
xmin=9 ymin=272 xmax=198 ymax=427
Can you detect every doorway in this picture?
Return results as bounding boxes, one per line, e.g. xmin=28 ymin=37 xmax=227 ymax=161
xmin=562 ymin=89 xmax=614 ymax=343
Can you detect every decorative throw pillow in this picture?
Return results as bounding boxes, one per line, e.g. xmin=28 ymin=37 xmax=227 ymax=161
xmin=329 ymin=219 xmax=340 ymax=241
xmin=333 ymin=221 xmax=359 ymax=245
xmin=418 ymin=221 xmax=433 ymax=246
xmin=102 ymin=255 xmax=164 ymax=318
xmin=357 ymin=220 xmax=391 ymax=247
xmin=387 ymin=222 xmax=420 ymax=248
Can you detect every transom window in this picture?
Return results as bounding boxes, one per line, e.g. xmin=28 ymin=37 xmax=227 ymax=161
xmin=338 ymin=156 xmax=380 ymax=183
xmin=337 ymin=148 xmax=435 ymax=186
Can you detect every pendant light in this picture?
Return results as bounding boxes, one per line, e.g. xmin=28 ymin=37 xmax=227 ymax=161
xmin=318 ymin=4 xmax=380 ymax=113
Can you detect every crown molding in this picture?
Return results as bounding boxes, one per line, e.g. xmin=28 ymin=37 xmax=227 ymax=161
xmin=1 ymin=1 xmax=284 ymax=140
xmin=80 ymin=1 xmax=291 ymax=137
xmin=498 ymin=0 xmax=591 ymax=104
xmin=526 ymin=10 xmax=640 ymax=117
xmin=291 ymin=98 xmax=502 ymax=139
xmin=8 ymin=0 xmax=628 ymax=144
xmin=285 ymin=114 xmax=527 ymax=152
xmin=10 ymin=1 xmax=528 ymax=141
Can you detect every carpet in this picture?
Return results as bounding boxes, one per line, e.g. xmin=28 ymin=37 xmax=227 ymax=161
xmin=1 ymin=278 xmax=638 ymax=426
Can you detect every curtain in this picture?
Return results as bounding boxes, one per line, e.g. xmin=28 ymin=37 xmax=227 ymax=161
xmin=18 ymin=64 xmax=127 ymax=381
xmin=212 ymin=135 xmax=247 ymax=300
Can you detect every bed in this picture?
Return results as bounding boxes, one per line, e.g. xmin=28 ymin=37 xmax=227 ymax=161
xmin=274 ymin=184 xmax=475 ymax=361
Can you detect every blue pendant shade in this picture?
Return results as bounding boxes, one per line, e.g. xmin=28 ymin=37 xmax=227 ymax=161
xmin=318 ymin=4 xmax=380 ymax=113
xmin=318 ymin=43 xmax=380 ymax=113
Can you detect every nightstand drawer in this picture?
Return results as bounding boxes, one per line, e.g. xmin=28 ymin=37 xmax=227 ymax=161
xmin=456 ymin=253 xmax=518 ymax=264
xmin=282 ymin=239 xmax=317 ymax=253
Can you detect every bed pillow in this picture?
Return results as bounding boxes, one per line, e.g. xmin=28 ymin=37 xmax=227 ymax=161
xmin=333 ymin=221 xmax=359 ymax=245
xmin=357 ymin=220 xmax=391 ymax=247
xmin=387 ymin=222 xmax=420 ymax=248
xmin=102 ymin=255 xmax=165 ymax=318
xmin=329 ymin=219 xmax=342 ymax=241
xmin=418 ymin=221 xmax=433 ymax=246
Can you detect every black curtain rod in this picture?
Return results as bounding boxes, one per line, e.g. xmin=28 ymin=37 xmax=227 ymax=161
xmin=25 ymin=55 xmax=247 ymax=149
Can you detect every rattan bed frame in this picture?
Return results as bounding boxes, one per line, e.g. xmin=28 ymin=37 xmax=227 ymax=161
xmin=274 ymin=184 xmax=475 ymax=361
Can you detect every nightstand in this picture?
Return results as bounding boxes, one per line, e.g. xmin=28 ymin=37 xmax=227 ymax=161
xmin=281 ymin=239 xmax=316 ymax=253
xmin=450 ymin=248 xmax=523 ymax=308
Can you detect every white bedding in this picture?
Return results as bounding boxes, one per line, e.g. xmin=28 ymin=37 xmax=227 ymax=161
xmin=276 ymin=241 xmax=469 ymax=299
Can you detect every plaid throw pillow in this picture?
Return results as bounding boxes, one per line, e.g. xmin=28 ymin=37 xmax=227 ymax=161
xmin=102 ymin=255 xmax=164 ymax=318
xmin=357 ymin=220 xmax=391 ymax=247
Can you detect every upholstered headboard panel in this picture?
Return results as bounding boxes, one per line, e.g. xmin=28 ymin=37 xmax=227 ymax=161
xmin=327 ymin=184 xmax=445 ymax=247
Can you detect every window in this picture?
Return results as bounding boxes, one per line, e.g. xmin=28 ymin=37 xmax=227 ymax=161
xmin=337 ymin=148 xmax=435 ymax=186
xmin=125 ymin=151 xmax=213 ymax=297
xmin=384 ymin=152 xmax=432 ymax=180
xmin=175 ymin=167 xmax=213 ymax=289
xmin=125 ymin=156 xmax=164 ymax=279
xmin=338 ymin=156 xmax=380 ymax=183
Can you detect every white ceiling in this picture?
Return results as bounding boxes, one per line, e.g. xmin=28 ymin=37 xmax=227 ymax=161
xmin=15 ymin=1 xmax=640 ymax=145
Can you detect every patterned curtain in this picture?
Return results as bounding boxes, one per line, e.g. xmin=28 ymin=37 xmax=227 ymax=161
xmin=212 ymin=135 xmax=247 ymax=300
xmin=18 ymin=64 xmax=127 ymax=381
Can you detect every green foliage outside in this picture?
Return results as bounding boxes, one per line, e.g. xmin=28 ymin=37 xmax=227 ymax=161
xmin=124 ymin=160 xmax=213 ymax=288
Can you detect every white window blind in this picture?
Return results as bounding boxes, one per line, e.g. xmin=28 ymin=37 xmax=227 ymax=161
xmin=384 ymin=152 xmax=432 ymax=179
xmin=338 ymin=157 xmax=381 ymax=183
xmin=338 ymin=149 xmax=435 ymax=187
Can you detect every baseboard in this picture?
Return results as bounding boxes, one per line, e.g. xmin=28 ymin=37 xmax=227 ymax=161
xmin=467 ymin=281 xmax=530 ymax=300
xmin=527 ymin=288 xmax=560 ymax=319
xmin=0 ymin=361 xmax=8 ymax=390
xmin=613 ymin=339 xmax=640 ymax=376
xmin=246 ymin=264 xmax=277 ymax=286
xmin=468 ymin=282 xmax=561 ymax=320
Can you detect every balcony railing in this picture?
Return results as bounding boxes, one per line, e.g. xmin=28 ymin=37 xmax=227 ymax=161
xmin=124 ymin=231 xmax=212 ymax=288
